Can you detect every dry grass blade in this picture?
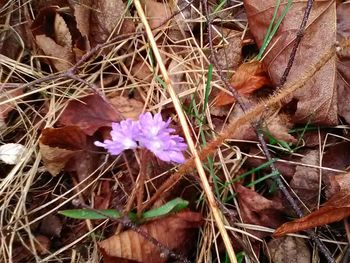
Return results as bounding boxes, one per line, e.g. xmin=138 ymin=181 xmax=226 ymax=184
xmin=133 ymin=1 xmax=238 ymax=262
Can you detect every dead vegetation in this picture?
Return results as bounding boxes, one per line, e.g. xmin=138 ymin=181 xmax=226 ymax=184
xmin=1 ymin=0 xmax=350 ymax=263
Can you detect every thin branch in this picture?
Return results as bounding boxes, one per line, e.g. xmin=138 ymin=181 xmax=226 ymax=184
xmin=279 ymin=0 xmax=314 ymax=86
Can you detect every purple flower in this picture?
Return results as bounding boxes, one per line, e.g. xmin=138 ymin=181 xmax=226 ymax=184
xmin=136 ymin=113 xmax=187 ymax=163
xmin=94 ymin=112 xmax=187 ymax=164
xmin=94 ymin=119 xmax=141 ymax=155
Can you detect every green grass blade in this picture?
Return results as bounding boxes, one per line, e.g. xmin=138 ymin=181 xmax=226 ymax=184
xmin=142 ymin=198 xmax=189 ymax=219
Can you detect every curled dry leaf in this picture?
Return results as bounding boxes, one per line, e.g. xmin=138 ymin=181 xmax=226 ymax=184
xmin=39 ymin=126 xmax=87 ymax=176
xmin=268 ymin=236 xmax=311 ymax=263
xmin=274 ymin=190 xmax=350 ymax=237
xmin=33 ymin=10 xmax=74 ymax=71
xmin=289 ymin=150 xmax=320 ymax=211
xmin=213 ymin=61 xmax=271 ymax=106
xmin=244 ymin=0 xmax=337 ymax=124
xmin=99 ymin=211 xmax=202 ymax=263
xmin=236 ymin=184 xmax=285 ymax=238
xmin=59 ymin=94 xmax=122 ymax=136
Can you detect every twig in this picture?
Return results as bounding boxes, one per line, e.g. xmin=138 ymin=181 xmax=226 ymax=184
xmin=136 ymin=149 xmax=149 ymax=217
xmin=133 ymin=1 xmax=238 ymax=262
xmin=279 ymin=0 xmax=314 ymax=86
xmin=202 ymin=0 xmax=334 ymax=261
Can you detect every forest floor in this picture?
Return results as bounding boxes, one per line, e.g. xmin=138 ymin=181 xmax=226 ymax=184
xmin=1 ymin=0 xmax=350 ymax=262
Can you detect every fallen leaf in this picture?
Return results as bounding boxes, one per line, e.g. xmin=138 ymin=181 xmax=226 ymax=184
xmin=53 ymin=12 xmax=72 ymax=48
xmin=143 ymin=0 xmax=172 ymax=30
xmin=99 ymin=211 xmax=202 ymax=263
xmin=59 ymin=94 xmax=122 ymax=136
xmin=32 ymin=8 xmax=75 ymax=71
xmin=39 ymin=126 xmax=87 ymax=176
xmin=89 ymin=0 xmax=134 ymax=47
xmin=109 ymin=96 xmax=144 ymax=120
xmin=228 ymin=105 xmax=296 ymax=143
xmin=274 ymin=190 xmax=350 ymax=237
xmin=327 ymin=172 xmax=350 ymax=199
xmin=94 ymin=180 xmax=112 ymax=210
xmin=213 ymin=61 xmax=271 ymax=106
xmin=321 ymin=142 xmax=350 ymax=186
xmin=39 ymin=214 xmax=62 ymax=237
xmin=34 ymin=235 xmax=51 ymax=255
xmin=35 ymin=34 xmax=74 ymax=71
xmin=211 ymin=27 xmax=242 ymax=70
xmin=236 ymin=184 xmax=285 ymax=238
xmin=268 ymin=236 xmax=311 ymax=263
xmin=72 ymin=0 xmax=92 ymax=50
xmin=244 ymin=0 xmax=337 ymax=124
xmin=290 ymin=150 xmax=320 ymax=211
xmin=336 ymin=3 xmax=350 ymax=123
xmin=0 ymin=87 xmax=23 ymax=131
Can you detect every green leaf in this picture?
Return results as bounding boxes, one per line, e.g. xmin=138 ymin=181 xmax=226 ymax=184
xmin=142 ymin=198 xmax=189 ymax=219
xmin=58 ymin=198 xmax=189 ymax=221
xmin=58 ymin=209 xmax=124 ymax=220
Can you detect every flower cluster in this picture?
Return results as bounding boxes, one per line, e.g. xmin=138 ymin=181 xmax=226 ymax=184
xmin=94 ymin=113 xmax=187 ymax=163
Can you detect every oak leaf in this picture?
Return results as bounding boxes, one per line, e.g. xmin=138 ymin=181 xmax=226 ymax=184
xmin=244 ymin=0 xmax=337 ymax=124
xmin=99 ymin=211 xmax=202 ymax=263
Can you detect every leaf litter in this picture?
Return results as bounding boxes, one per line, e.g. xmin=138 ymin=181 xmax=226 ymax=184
xmin=1 ymin=0 xmax=350 ymax=263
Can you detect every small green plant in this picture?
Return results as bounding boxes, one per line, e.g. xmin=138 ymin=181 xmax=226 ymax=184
xmin=59 ymin=197 xmax=189 ymax=224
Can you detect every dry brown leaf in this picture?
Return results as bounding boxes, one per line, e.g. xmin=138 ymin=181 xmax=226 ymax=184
xmin=99 ymin=211 xmax=202 ymax=263
xmin=89 ymin=0 xmax=134 ymax=47
xmin=327 ymin=172 xmax=350 ymax=199
xmin=39 ymin=214 xmax=62 ymax=237
xmin=35 ymin=34 xmax=74 ymax=71
xmin=109 ymin=96 xmax=144 ymax=120
xmin=268 ymin=236 xmax=311 ymax=263
xmin=213 ymin=61 xmax=271 ymax=106
xmin=39 ymin=126 xmax=87 ymax=176
xmin=130 ymin=61 xmax=153 ymax=82
xmin=59 ymin=94 xmax=122 ymax=136
xmin=274 ymin=190 xmax=350 ymax=237
xmin=211 ymin=27 xmax=242 ymax=70
xmin=73 ymin=0 xmax=91 ymax=50
xmin=143 ymin=0 xmax=171 ymax=30
xmin=53 ymin=12 xmax=72 ymax=48
xmin=34 ymin=235 xmax=51 ymax=255
xmin=236 ymin=184 xmax=285 ymax=238
xmin=336 ymin=3 xmax=350 ymax=123
xmin=228 ymin=105 xmax=296 ymax=143
xmin=244 ymin=0 xmax=337 ymax=124
xmin=0 ymin=88 xmax=23 ymax=131
xmin=289 ymin=150 xmax=320 ymax=211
